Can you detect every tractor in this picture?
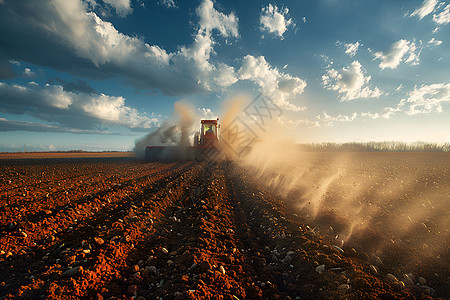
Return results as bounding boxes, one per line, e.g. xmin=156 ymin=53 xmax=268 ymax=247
xmin=145 ymin=118 xmax=221 ymax=161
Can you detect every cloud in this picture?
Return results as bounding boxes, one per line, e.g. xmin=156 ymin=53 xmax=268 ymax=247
xmin=360 ymin=106 xmax=402 ymax=119
xmin=322 ymin=61 xmax=383 ymax=101
xmin=316 ymin=112 xmax=358 ymax=126
xmin=314 ymin=83 xmax=449 ymax=122
xmin=0 ymin=0 xmax=239 ymax=96
xmin=361 ymin=83 xmax=450 ymax=119
xmin=428 ymin=37 xmax=443 ymax=46
xmin=260 ymin=4 xmax=294 ymax=38
xmin=9 ymin=59 xmax=20 ymax=66
xmin=103 ymin=0 xmax=132 ymax=17
xmin=280 ymin=116 xmax=320 ymax=128
xmin=409 ymin=0 xmax=450 ymax=29
xmin=401 ymin=83 xmax=450 ymax=114
xmin=174 ymin=0 xmax=240 ymax=90
xmin=284 ymin=111 xmax=361 ymax=128
xmin=23 ymin=68 xmax=36 ymax=78
xmin=0 ymin=0 xmax=308 ymax=113
xmin=0 ymin=82 xmax=158 ymax=132
xmin=433 ymin=4 xmax=450 ymax=25
xmin=197 ymin=0 xmax=238 ymax=37
xmin=0 ymin=118 xmax=117 ymax=134
xmin=198 ymin=107 xmax=217 ymax=120
xmin=239 ymin=55 xmax=307 ymax=111
xmin=344 ymin=41 xmax=360 ymax=57
xmin=373 ymin=39 xmax=421 ymax=69
xmin=159 ymin=0 xmax=177 ymax=9
xmin=410 ymin=0 xmax=438 ymax=19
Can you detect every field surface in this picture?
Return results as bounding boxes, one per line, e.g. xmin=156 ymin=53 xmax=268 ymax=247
xmin=0 ymin=152 xmax=448 ymax=299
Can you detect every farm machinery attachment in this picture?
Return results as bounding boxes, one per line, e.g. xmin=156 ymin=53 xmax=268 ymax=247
xmin=145 ymin=118 xmax=221 ymax=161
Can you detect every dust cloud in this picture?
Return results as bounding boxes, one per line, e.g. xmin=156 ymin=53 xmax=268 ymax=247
xmin=238 ymin=126 xmax=449 ymax=278
xmin=133 ymin=101 xmax=196 ymax=159
xmin=174 ymin=101 xmax=195 ymax=147
xmin=217 ymin=95 xmax=247 ymax=161
xmin=218 ymin=95 xmax=449 ymax=280
xmin=134 ymin=95 xmax=448 ymax=279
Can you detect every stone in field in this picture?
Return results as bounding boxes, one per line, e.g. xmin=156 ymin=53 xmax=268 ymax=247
xmin=315 ymin=265 xmax=325 ymax=274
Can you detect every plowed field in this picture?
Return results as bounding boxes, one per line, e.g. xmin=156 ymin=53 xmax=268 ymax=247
xmin=0 ymin=153 xmax=447 ymax=299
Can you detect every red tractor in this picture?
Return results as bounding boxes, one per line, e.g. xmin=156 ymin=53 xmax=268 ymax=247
xmin=193 ymin=119 xmax=219 ymax=148
xmin=145 ymin=118 xmax=220 ymax=161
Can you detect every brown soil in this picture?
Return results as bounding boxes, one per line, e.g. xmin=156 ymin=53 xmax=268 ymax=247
xmin=0 ymin=152 xmax=133 ymax=160
xmin=0 ymin=154 xmax=445 ymax=299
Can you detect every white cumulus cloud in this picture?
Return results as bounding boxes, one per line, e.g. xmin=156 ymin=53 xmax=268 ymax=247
xmin=197 ymin=0 xmax=238 ymax=37
xmin=260 ymin=4 xmax=294 ymax=39
xmin=433 ymin=3 xmax=450 ymax=25
xmin=23 ymin=68 xmax=36 ymax=78
xmin=428 ymin=37 xmax=443 ymax=45
xmin=410 ymin=0 xmax=438 ymax=19
xmin=103 ymin=0 xmax=132 ymax=17
xmin=0 ymin=118 xmax=117 ymax=134
xmin=409 ymin=0 xmax=450 ymax=29
xmin=316 ymin=112 xmax=358 ymax=126
xmin=373 ymin=39 xmax=421 ymax=69
xmin=160 ymin=0 xmax=177 ymax=9
xmin=344 ymin=42 xmax=360 ymax=57
xmin=239 ymin=55 xmax=307 ymax=111
xmin=401 ymin=83 xmax=450 ymax=114
xmin=0 ymin=82 xmax=158 ymax=131
xmin=0 ymin=0 xmax=239 ymax=96
xmin=322 ymin=61 xmax=383 ymax=101
xmin=360 ymin=83 xmax=450 ymax=119
xmin=361 ymin=106 xmax=402 ymax=119
xmin=280 ymin=116 xmax=320 ymax=128
xmin=0 ymin=0 xmax=310 ymax=117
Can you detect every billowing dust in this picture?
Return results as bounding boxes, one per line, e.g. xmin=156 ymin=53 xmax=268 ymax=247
xmin=133 ymin=101 xmax=196 ymax=159
xmin=135 ymin=96 xmax=449 ymax=278
xmin=237 ymin=115 xmax=449 ymax=279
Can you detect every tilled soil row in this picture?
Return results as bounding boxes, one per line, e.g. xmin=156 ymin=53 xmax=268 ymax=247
xmin=0 ymin=161 xmax=189 ymax=256
xmin=224 ymin=165 xmax=429 ymax=299
xmin=103 ymin=162 xmax=264 ymax=299
xmin=2 ymin=161 xmax=180 ymax=226
xmin=86 ymin=162 xmax=432 ymax=299
xmin=0 ymin=160 xmax=200 ymax=298
xmin=0 ymin=160 xmax=175 ymax=222
xmin=0 ymin=159 xmax=440 ymax=299
xmin=0 ymin=158 xmax=147 ymax=196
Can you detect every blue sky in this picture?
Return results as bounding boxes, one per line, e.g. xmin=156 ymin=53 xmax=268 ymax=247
xmin=0 ymin=0 xmax=449 ymax=151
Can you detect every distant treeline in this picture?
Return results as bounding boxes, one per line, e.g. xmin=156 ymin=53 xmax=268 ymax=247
xmin=52 ymin=150 xmax=132 ymax=153
xmin=63 ymin=150 xmax=131 ymax=153
xmin=297 ymin=142 xmax=450 ymax=152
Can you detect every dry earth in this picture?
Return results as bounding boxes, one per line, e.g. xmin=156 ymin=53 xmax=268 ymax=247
xmin=0 ymin=152 xmax=447 ymax=299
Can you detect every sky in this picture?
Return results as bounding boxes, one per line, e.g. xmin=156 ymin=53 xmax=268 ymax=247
xmin=0 ymin=0 xmax=449 ymax=152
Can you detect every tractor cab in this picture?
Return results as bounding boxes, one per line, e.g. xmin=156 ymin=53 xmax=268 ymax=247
xmin=194 ymin=119 xmax=219 ymax=148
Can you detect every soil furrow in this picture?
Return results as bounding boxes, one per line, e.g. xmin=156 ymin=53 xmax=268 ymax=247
xmin=1 ymin=162 xmax=201 ymax=299
xmin=0 ymin=153 xmax=445 ymax=300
